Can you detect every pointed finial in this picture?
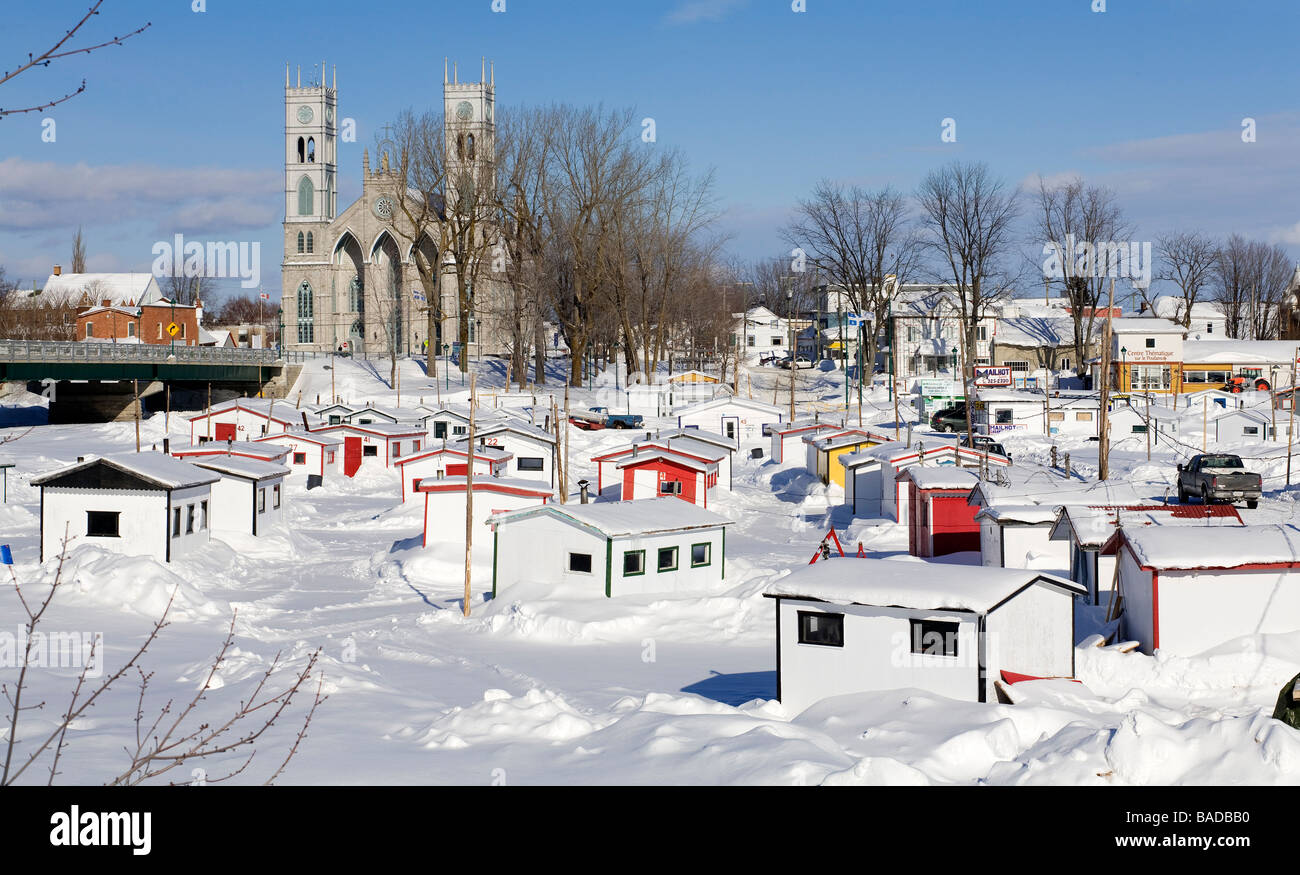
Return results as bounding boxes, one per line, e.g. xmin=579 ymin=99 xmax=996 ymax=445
xmin=444 ymin=57 xmax=448 ymax=85
xmin=482 ymin=56 xmax=486 ymax=83
xmin=297 ymin=66 xmax=301 ymax=88
xmin=363 ymin=148 xmax=370 ymax=176
xmin=285 ymin=63 xmax=290 ymax=87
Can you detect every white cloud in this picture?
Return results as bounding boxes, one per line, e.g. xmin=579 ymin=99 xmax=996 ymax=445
xmin=664 ymin=0 xmax=750 ymax=25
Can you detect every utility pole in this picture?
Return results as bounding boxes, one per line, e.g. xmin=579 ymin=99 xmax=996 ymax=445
xmin=464 ymin=374 xmax=476 ymax=618
xmin=133 ymin=379 xmax=141 ymax=452
xmin=787 ymin=285 xmax=796 ymax=423
xmin=1097 ymin=279 xmax=1115 ymax=481
xmin=1289 ymin=349 xmax=1298 ymax=487
xmin=206 ymin=383 xmax=212 ymax=440
xmin=1145 ymin=390 xmax=1151 ymax=462
xmin=562 ymin=381 xmax=571 ymax=503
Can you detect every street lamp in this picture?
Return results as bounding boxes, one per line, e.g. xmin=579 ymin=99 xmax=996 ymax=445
xmin=1120 ymin=346 xmax=1128 ymax=393
xmin=443 ymin=343 xmax=450 ymax=392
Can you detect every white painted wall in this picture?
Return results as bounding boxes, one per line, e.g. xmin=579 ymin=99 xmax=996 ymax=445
xmin=258 ymin=436 xmax=337 ymax=479
xmin=43 ymin=488 xmax=169 ymax=563
xmin=1118 ymin=548 xmax=1156 ymax=653
xmin=777 ymin=600 xmax=980 ymax=714
xmin=678 ymin=403 xmax=778 ymax=444
xmin=425 ymin=488 xmax=547 ymax=560
xmin=206 ymin=476 xmax=284 ymax=536
xmin=1154 ymin=567 xmax=1300 ymax=655
xmin=984 ymin=581 xmax=1075 ymax=682
xmin=476 ymin=432 xmax=553 ymax=484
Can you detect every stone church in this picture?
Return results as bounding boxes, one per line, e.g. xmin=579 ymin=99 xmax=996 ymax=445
xmin=279 ymin=60 xmax=507 ymax=359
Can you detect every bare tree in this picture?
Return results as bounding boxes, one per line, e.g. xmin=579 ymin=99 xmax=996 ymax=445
xmin=71 ymin=227 xmax=86 ymax=274
xmin=783 ymin=181 xmax=921 ymax=385
xmin=1157 ymin=231 xmax=1218 ymax=328
xmin=2 ymin=536 xmax=324 ymax=786
xmin=1035 ymin=176 xmax=1130 ymax=376
xmin=917 ymin=162 xmax=1021 ymax=442
xmin=0 ymin=1 xmax=150 ymax=118
xmin=1213 ymin=235 xmax=1293 ymax=340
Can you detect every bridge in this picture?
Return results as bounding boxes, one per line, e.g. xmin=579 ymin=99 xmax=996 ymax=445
xmin=0 ymin=341 xmax=298 ymax=423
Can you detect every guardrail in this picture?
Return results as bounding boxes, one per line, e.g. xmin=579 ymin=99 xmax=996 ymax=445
xmin=0 ymin=340 xmax=279 ymax=366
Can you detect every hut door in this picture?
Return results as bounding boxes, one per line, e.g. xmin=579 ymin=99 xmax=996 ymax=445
xmin=344 ymin=437 xmax=363 ymax=478
xmin=215 ymin=423 xmax=237 ymax=442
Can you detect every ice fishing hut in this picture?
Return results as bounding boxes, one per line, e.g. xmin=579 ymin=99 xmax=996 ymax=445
xmin=255 ymin=432 xmax=342 ymax=481
xmin=675 ymin=397 xmax=783 ymax=444
xmin=419 ymin=476 xmax=552 ymax=558
xmin=191 ymin=457 xmax=290 ymax=536
xmin=899 ymin=467 xmax=980 ymax=558
xmin=312 ymin=423 xmax=427 ymax=477
xmin=394 ymin=445 xmax=513 ymax=503
xmin=488 ymin=499 xmax=731 ymax=598
xmin=764 ymin=559 xmax=1084 ymax=712
xmin=33 ymin=453 xmax=220 ymax=563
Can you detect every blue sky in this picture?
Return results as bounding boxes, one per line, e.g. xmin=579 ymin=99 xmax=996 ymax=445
xmin=1 ymin=0 xmax=1297 ymax=304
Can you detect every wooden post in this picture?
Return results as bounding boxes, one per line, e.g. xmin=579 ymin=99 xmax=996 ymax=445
xmin=1145 ymin=391 xmax=1151 ymax=462
xmin=464 ymin=374 xmax=476 ymax=618
xmin=331 ymin=354 xmax=336 ymax=404
xmin=1289 ymin=351 xmax=1298 ymax=487
xmin=563 ymin=380 xmax=571 ymax=503
xmin=165 ymin=384 xmax=171 ymax=434
xmin=893 ymin=377 xmax=900 ymax=441
xmin=1203 ymin=398 xmax=1208 ymax=454
xmin=207 ymin=383 xmax=212 ymax=441
xmin=1097 ymin=279 xmax=1115 ymax=481
xmin=553 ymin=397 xmax=564 ymax=504
xmin=133 ymin=379 xmax=141 ymax=452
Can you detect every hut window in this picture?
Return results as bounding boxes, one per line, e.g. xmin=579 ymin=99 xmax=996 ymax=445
xmin=86 ymin=511 xmax=120 ymax=538
xmin=568 ymin=552 xmax=593 ymax=574
xmin=910 ymin=619 xmax=959 ymax=658
xmin=691 ymin=543 xmax=711 ymax=568
xmin=623 ymin=551 xmax=645 ymax=576
xmin=798 ymin=611 xmax=844 ymax=647
xmin=517 ymin=457 xmax=544 ymax=471
xmin=657 ymin=546 xmax=679 ymax=572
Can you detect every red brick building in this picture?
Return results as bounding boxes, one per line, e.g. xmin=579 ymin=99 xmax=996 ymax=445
xmin=77 ymin=299 xmax=202 ymax=346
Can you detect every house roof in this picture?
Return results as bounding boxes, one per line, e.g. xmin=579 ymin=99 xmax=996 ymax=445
xmin=615 ymin=449 xmax=717 ymax=473
xmin=416 ymin=476 xmax=552 ymax=497
xmin=974 ymin=505 xmax=1061 ymax=525
xmin=471 ymin=421 xmax=558 ymax=445
xmin=171 ymin=441 xmax=290 ymax=461
xmin=900 ymin=466 xmax=979 ymax=491
xmin=38 ymin=273 xmax=163 ymax=307
xmin=192 ymin=457 xmax=291 ymax=481
xmin=395 ymin=445 xmax=513 ymax=467
xmin=313 ymin=422 xmax=426 ymax=438
xmin=1184 ymin=340 xmax=1300 ymax=364
xmin=1121 ymin=524 xmax=1300 ymax=570
xmin=32 ymin=452 xmax=220 ymax=490
xmin=255 ymin=432 xmax=343 ymax=448
xmin=676 ymin=397 xmax=781 ymax=418
xmin=652 ymin=427 xmax=739 ymax=452
xmin=1107 ymin=318 xmax=1186 ymax=335
xmin=1051 ymin=503 xmax=1243 ymax=549
xmin=764 ymin=558 xmax=1082 ymax=612
xmin=488 ymin=498 xmax=732 ymax=538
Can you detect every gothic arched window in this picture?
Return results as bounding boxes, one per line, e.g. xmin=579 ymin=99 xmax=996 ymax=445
xmin=349 ymin=275 xmax=364 ymax=313
xmin=296 ymin=281 xmax=315 ymax=344
xmin=457 ymin=134 xmax=465 ymax=160
xmin=297 ymin=176 xmax=314 ymax=216
xmin=466 ymin=134 xmax=476 ymax=161
xmin=297 ymin=232 xmax=305 ymax=254
xmin=307 ymin=137 xmax=316 ymax=163
xmin=297 ymin=137 xmax=305 ymax=163
xmin=306 ymin=232 xmax=314 ymax=254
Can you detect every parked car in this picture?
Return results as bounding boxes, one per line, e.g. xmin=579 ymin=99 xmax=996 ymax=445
xmin=777 ymin=356 xmax=815 ymax=370
xmin=1176 ymin=454 xmax=1262 ymax=509
xmin=588 ymin=407 xmax=644 ymax=429
xmin=930 ymin=403 xmax=968 ymax=433
xmin=962 ymin=434 xmax=1011 ymax=462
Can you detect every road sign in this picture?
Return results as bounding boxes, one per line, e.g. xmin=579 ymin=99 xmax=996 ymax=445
xmin=167 ymin=322 xmax=180 ymax=338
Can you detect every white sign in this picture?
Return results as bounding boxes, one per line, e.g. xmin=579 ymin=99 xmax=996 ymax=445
xmin=974 ymin=366 xmax=1012 ymax=387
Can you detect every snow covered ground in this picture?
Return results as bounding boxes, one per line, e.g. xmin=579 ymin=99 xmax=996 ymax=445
xmin=1 ymin=357 xmax=1298 ymax=785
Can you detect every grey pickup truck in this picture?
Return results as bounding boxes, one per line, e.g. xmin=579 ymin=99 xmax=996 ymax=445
xmin=1176 ymin=454 xmax=1262 ymax=509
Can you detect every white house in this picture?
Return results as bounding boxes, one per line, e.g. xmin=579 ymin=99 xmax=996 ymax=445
xmin=424 ymin=404 xmax=517 ymax=441
xmin=1117 ymin=524 xmax=1300 ymax=655
xmin=737 ymin=306 xmax=794 ymax=364
xmin=1212 ymin=409 xmax=1274 ymax=443
xmin=394 ymin=444 xmax=513 ymax=503
xmin=675 ymin=397 xmax=783 ymax=444
xmin=769 ymin=421 xmax=842 ymax=466
xmin=191 ymin=457 xmax=290 ymax=537
xmin=973 ymin=389 xmax=1047 ymax=436
xmin=464 ymin=421 xmax=558 ymax=486
xmin=254 ymin=432 xmax=342 ymax=482
xmin=1049 ymin=503 xmax=1244 ymax=606
xmin=312 ymin=423 xmax=427 ymax=477
xmin=419 ymin=476 xmax=552 ymax=559
xmin=975 ymin=505 xmax=1068 ymax=572
xmin=489 ymin=499 xmax=732 ymax=598
xmin=187 ymin=398 xmax=317 ymax=443
xmin=33 ymin=453 xmax=219 ymax=564
xmin=764 ymin=559 xmax=1084 ymax=713
xmin=1106 ymin=404 xmax=1180 ymax=446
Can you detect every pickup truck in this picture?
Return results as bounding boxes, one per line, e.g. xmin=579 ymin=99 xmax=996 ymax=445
xmin=588 ymin=407 xmax=644 ymax=430
xmin=1177 ymin=454 xmax=1262 ymax=509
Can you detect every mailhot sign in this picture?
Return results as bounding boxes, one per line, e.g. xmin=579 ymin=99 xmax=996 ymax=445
xmin=974 ymin=366 xmax=1012 ymax=387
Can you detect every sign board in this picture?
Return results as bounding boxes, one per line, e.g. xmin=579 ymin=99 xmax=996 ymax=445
xmin=919 ymin=379 xmax=963 ymax=398
xmin=167 ymin=322 xmax=180 ymax=338
xmin=974 ymin=366 xmax=1012 ymax=387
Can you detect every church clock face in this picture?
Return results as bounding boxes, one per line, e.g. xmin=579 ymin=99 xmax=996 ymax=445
xmin=456 ymin=101 xmax=474 ymax=121
xmin=373 ymin=196 xmax=395 ymax=221
xmin=326 ymin=106 xmax=335 ymax=124
xmin=297 ymin=105 xmax=314 ymax=124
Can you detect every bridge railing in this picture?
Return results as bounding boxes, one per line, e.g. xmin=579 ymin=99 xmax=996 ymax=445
xmin=0 ymin=340 xmax=279 ymax=366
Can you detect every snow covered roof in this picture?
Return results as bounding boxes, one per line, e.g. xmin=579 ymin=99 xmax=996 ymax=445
xmin=192 ymin=457 xmax=291 ymax=481
xmin=615 ymin=449 xmax=716 ymax=473
xmin=974 ymin=505 xmax=1061 ymax=525
xmin=256 ymin=432 xmax=343 ymax=448
xmin=171 ymin=441 xmax=290 ymax=461
xmin=1121 ymin=524 xmax=1300 ymax=570
xmin=37 ymin=273 xmax=163 ymax=308
xmin=969 ymin=468 xmax=1160 ymax=509
xmin=472 ymin=421 xmax=558 ymax=444
xmin=489 ymin=498 xmax=732 ymax=538
xmin=764 ymin=558 xmax=1082 ymax=612
xmin=417 ymin=476 xmax=552 ymax=496
xmin=640 ymin=437 xmax=729 ymax=462
xmin=1107 ymin=318 xmax=1186 ymax=335
xmin=33 ymin=452 xmax=220 ymax=490
xmin=676 ymin=396 xmax=781 ymax=417
xmin=994 ymin=316 xmax=1074 ymax=348
xmin=976 ymin=389 xmax=1046 ymax=404
xmin=1184 ymin=340 xmax=1300 ymax=365
xmin=901 ymin=467 xmax=979 ymax=491
xmin=396 ymin=444 xmax=512 ymax=466
xmin=315 ymin=422 xmax=426 ymax=437
xmin=771 ymin=420 xmax=843 ymax=436
xmin=653 ymin=428 xmax=739 ymax=451
xmin=1052 ymin=504 xmax=1244 ymax=548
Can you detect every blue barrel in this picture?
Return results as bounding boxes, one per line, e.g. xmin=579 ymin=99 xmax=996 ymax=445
xmin=0 ymin=545 xmax=11 ymax=566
